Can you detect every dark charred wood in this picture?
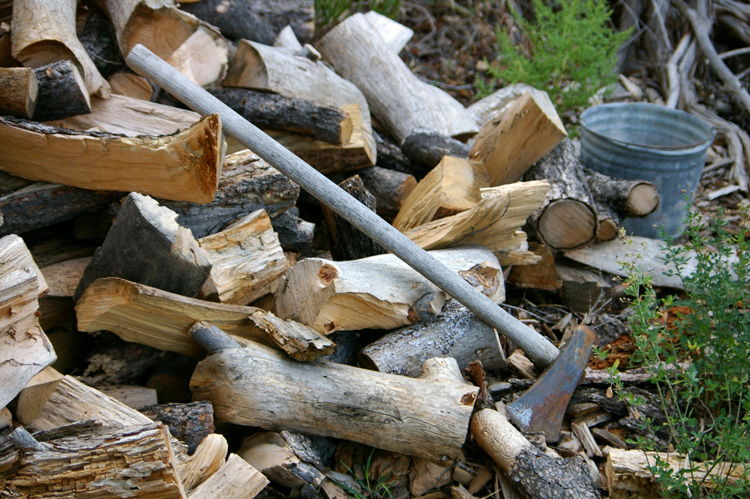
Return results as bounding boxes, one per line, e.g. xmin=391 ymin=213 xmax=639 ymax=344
xmin=33 ymin=60 xmax=91 ymax=121
xmin=179 ymin=0 xmax=275 ymax=44
xmin=400 ymin=130 xmax=471 ymax=169
xmin=270 ymin=209 xmax=315 ymax=253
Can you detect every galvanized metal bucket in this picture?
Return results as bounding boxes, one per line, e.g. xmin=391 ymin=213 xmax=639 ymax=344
xmin=580 ymin=102 xmax=716 ymax=239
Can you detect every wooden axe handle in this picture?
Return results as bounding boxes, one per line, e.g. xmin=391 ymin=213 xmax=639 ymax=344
xmin=126 ymin=44 xmax=559 ymax=366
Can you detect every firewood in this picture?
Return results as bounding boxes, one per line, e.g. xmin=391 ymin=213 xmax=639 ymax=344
xmin=141 ymin=401 xmax=214 ymax=455
xmin=0 ymin=422 xmax=185 ymax=498
xmin=466 ymin=83 xmax=534 ymax=128
xmin=32 ymin=60 xmax=91 ymax=121
xmin=75 ymin=278 xmax=333 ymax=360
xmin=556 ymin=261 xmax=613 ymax=313
xmin=100 ymin=0 xmax=227 ymax=87
xmin=0 ymin=235 xmax=54 ymax=410
xmin=0 ymin=407 xmax=10 ymax=429
xmin=237 ymin=432 xmax=326 ymax=490
xmin=375 ymin=131 xmax=428 ymax=178
xmin=583 ymin=167 xmax=660 ymax=218
xmin=179 ymin=0 xmax=275 ymax=44
xmin=526 ymin=139 xmax=599 ymax=250
xmin=209 ymin=87 xmax=353 ymax=145
xmin=0 ymin=182 xmax=119 ymax=237
xmin=358 ymin=300 xmax=506 ymax=377
xmin=0 ymin=114 xmax=222 ymax=203
xmin=393 ymin=156 xmax=489 ymax=232
xmin=274 ymin=246 xmax=505 ymax=334
xmin=0 ymin=22 xmax=13 ymax=66
xmin=471 ymin=408 xmax=599 ymax=498
xmin=97 ymin=385 xmax=159 ymax=410
xmin=316 ymin=13 xmax=478 ymax=143
xmin=178 ymin=433 xmax=228 ymax=491
xmin=0 ymin=66 xmax=37 ymax=118
xmin=469 ymin=89 xmax=567 ymax=186
xmin=247 ymin=311 xmax=337 ymax=361
xmin=198 ymin=209 xmax=288 ymax=305
xmin=10 ymin=0 xmax=110 ymax=97
xmin=400 ymin=130 xmax=472 ymax=170
xmin=190 ymin=326 xmax=479 ymax=461
xmin=410 ymin=458 xmax=453 ymax=496
xmin=223 ymin=40 xmax=376 ymax=164
xmin=506 ymin=242 xmax=561 ymax=291
xmin=189 ymin=453 xmax=269 ymax=499
xmin=245 ymin=0 xmax=314 ymax=42
xmin=331 ymin=166 xmax=417 ymax=221
xmin=13 ymin=367 xmax=64 ymax=425
xmin=107 ymin=71 xmax=155 ymax=100
xmin=322 ymin=175 xmax=386 ymax=260
xmin=274 ymin=25 xmax=303 ymax=51
xmin=363 ymin=10 xmax=413 ymax=53
xmin=75 ymin=193 xmax=211 ymax=301
xmin=606 ymin=448 xmax=748 ymax=498
xmin=270 ymin=210 xmax=315 ymax=253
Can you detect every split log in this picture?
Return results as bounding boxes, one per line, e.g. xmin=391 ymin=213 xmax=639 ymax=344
xmin=190 ymin=326 xmax=479 ymax=461
xmin=0 ymin=422 xmax=186 ymax=498
xmin=331 ymin=166 xmax=417 ymax=221
xmin=242 ymin=313 xmax=336 ymax=361
xmin=75 ymin=192 xmax=213 ymax=300
xmin=209 ymin=87 xmax=353 ymax=145
xmin=322 ymin=175 xmax=386 ymax=260
xmin=606 ymin=448 xmax=748 ymax=499
xmin=469 ymin=89 xmax=567 ymax=186
xmin=198 ymin=209 xmax=288 ymax=305
xmin=274 ymin=25 xmax=303 ymax=51
xmin=0 ymin=235 xmax=54 ymax=410
xmin=316 ymin=13 xmax=478 ymax=143
xmin=10 ymin=0 xmax=110 ymax=97
xmin=274 ymin=246 xmax=505 ymax=334
xmin=392 ymin=156 xmax=489 ymax=232
xmin=467 ymin=83 xmax=534 ymax=128
xmin=0 ymin=66 xmax=37 ymax=118
xmin=363 ymin=10 xmax=413 ymax=54
xmin=76 ymin=277 xmax=333 ymax=360
xmin=358 ymin=300 xmax=506 ymax=377
xmin=189 ymin=453 xmax=269 ymax=499
xmin=100 ymin=0 xmax=227 ymax=86
xmin=525 ymin=139 xmax=599 ymax=250
xmin=223 ymin=40 xmax=376 ymax=164
xmin=471 ymin=408 xmax=599 ymax=498
xmin=0 ymin=114 xmax=222 ymax=203
xmin=97 ymin=385 xmax=159 ymax=410
xmin=506 ymin=242 xmax=561 ymax=291
xmin=32 ymin=60 xmax=90 ymax=121
xmin=107 ymin=71 xmax=155 ymax=100
xmin=178 ymin=433 xmax=228 ymax=492
xmin=237 ymin=432 xmax=326 ymax=490
xmin=583 ymin=168 xmax=660 ymax=218
xmin=400 ymin=130 xmax=472 ymax=170
xmin=161 ymin=149 xmax=300 ymax=239
xmin=270 ymin=210 xmax=315 ymax=253
xmin=0 ymin=182 xmax=118 ymax=236
xmin=141 ymin=401 xmax=214 ymax=455
xmin=179 ymin=0 xmax=275 ymax=44
xmin=12 ymin=367 xmax=64 ymax=425
xmin=556 ymin=261 xmax=613 ymax=313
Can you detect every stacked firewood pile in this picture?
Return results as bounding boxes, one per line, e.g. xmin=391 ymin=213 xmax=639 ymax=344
xmin=0 ymin=1 xmax=746 ymax=498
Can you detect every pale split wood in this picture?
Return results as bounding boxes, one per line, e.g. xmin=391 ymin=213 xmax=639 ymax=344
xmin=0 ymin=114 xmax=222 ymax=203
xmin=178 ymin=433 xmax=229 ymax=492
xmin=108 ymin=71 xmax=155 ymax=100
xmin=188 ymin=453 xmax=269 ymax=499
xmin=0 ymin=66 xmax=37 ymax=117
xmin=10 ymin=0 xmax=110 ymax=97
xmin=467 ymin=83 xmax=535 ymax=128
xmin=236 ymin=432 xmax=325 ymax=490
xmin=363 ymin=10 xmax=413 ymax=54
xmin=13 ymin=367 xmax=64 ymax=425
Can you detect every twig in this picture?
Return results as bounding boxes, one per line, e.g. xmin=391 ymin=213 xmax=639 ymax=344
xmin=666 ymin=33 xmax=693 ymax=108
xmin=718 ymin=46 xmax=750 ymax=59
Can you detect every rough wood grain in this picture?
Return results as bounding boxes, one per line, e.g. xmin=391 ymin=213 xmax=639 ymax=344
xmin=13 ymin=367 xmax=64 ymax=425
xmin=32 ymin=60 xmax=90 ymax=121
xmin=0 ymin=66 xmax=37 ymax=117
xmin=108 ymin=71 xmax=155 ymax=100
xmin=189 ymin=453 xmax=269 ymax=499
xmin=177 ymin=433 xmax=228 ymax=492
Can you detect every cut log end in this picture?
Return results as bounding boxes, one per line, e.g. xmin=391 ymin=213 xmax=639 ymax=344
xmin=627 ymin=183 xmax=660 ymax=217
xmin=537 ymin=200 xmax=598 ymax=250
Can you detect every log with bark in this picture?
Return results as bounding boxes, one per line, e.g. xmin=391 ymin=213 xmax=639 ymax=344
xmin=0 ymin=114 xmax=223 ymax=203
xmin=31 ymin=59 xmax=91 ymax=121
xmin=399 ymin=130 xmax=472 ymax=170
xmin=190 ymin=323 xmax=478 ymax=461
xmin=0 ymin=66 xmax=37 ymax=118
xmin=274 ymin=246 xmax=505 ymax=334
xmin=179 ymin=0 xmax=276 ymax=44
xmin=329 ymin=166 xmax=417 ymax=221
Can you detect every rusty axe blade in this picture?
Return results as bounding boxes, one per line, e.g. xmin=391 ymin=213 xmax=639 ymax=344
xmin=506 ymin=325 xmax=596 ymax=443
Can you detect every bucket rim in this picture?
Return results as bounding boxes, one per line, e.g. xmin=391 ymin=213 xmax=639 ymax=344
xmin=580 ymin=102 xmax=717 ymax=152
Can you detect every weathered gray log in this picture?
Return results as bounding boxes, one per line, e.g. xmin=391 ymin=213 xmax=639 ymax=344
xmin=127 ymin=43 xmax=559 ymax=366
xmin=179 ymin=0 xmax=276 ymax=43
xmin=583 ymin=168 xmax=659 ymax=218
xmin=358 ymin=300 xmax=506 ymax=377
xmin=209 ymin=87 xmax=352 ymax=145
xmin=74 ymin=193 xmax=213 ymax=300
xmin=33 ymin=60 xmax=91 ymax=121
xmin=400 ymin=130 xmax=471 ymax=169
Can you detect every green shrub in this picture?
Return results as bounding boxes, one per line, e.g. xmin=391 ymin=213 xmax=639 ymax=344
xmin=477 ymin=0 xmax=631 ymax=113
xmin=315 ymin=0 xmax=401 ymax=29
xmin=609 ymin=209 xmax=750 ymax=498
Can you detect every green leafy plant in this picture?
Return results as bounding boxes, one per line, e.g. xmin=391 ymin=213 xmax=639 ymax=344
xmin=477 ymin=0 xmax=631 ymax=113
xmin=335 ymin=449 xmax=395 ymax=499
xmin=613 ymin=208 xmax=750 ymax=498
xmin=315 ymin=0 xmax=401 ymax=29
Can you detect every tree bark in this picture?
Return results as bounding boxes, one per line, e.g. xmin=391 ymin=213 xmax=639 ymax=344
xmin=400 ymin=131 xmax=472 ymax=169
xmin=179 ymin=0 xmax=275 ymax=44
xmin=33 ymin=60 xmax=90 ymax=121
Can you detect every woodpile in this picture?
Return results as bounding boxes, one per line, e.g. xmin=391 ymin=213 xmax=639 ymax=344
xmin=3 ymin=1 xmax=738 ymax=497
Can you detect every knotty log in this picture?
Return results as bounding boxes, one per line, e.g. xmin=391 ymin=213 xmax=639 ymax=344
xmin=358 ymin=300 xmax=506 ymax=377
xmin=101 ymin=0 xmax=227 ymax=86
xmin=0 ymin=66 xmax=37 ymax=117
xmin=179 ymin=0 xmax=275 ymax=44
xmin=32 ymin=60 xmax=91 ymax=121
xmin=198 ymin=209 xmax=288 ymax=305
xmin=0 ymin=114 xmax=222 ymax=203
xmin=526 ymin=139 xmax=599 ymax=250
xmin=161 ymin=149 xmax=300 ymax=239
xmin=0 ymin=422 xmax=185 ymax=498
xmin=209 ymin=87 xmax=353 ymax=145
xmin=75 ymin=192 xmax=213 ymax=300
xmin=0 ymin=235 xmax=54 ymax=410
xmin=274 ymin=246 xmax=505 ymax=334
xmin=316 ymin=13 xmax=478 ymax=143
xmin=469 ymin=89 xmax=567 ymax=186
xmin=191 ymin=327 xmax=478 ymax=461
xmin=0 ymin=182 xmax=119 ymax=237
xmin=322 ymin=175 xmax=386 ymax=260
xmin=393 ymin=156 xmax=489 ymax=232
xmin=237 ymin=432 xmax=326 ymax=490
xmin=76 ymin=278 xmax=333 ymax=360
xmin=12 ymin=367 xmax=63 ymax=425
xmin=583 ymin=168 xmax=660 ymax=218
xmin=11 ymin=0 xmax=110 ymax=97
xmin=223 ymin=40 xmax=376 ymax=164
xmin=400 ymin=130 xmax=472 ymax=169
xmin=189 ymin=453 xmax=269 ymax=499
xmin=471 ymin=408 xmax=599 ymax=498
